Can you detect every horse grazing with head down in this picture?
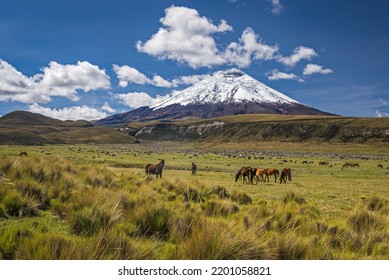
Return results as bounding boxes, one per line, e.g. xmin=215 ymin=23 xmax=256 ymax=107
xmin=253 ymin=168 xmax=265 ymax=184
xmin=263 ymin=168 xmax=279 ymax=183
xmin=145 ymin=159 xmax=165 ymax=179
xmin=280 ymin=168 xmax=292 ymax=184
xmin=235 ymin=166 xmax=253 ymax=184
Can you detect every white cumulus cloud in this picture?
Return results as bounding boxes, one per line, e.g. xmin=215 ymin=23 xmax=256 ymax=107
xmin=112 ymin=64 xmax=152 ymax=87
xmin=172 ymin=74 xmax=211 ymax=85
xmin=303 ymin=63 xmax=333 ymax=75
xmin=115 ymin=92 xmax=165 ymax=108
xmin=268 ymin=0 xmax=283 ymax=15
xmin=277 ymin=46 xmax=318 ymax=67
xmin=136 ymin=5 xmax=232 ymax=68
xmin=0 ymin=59 xmax=110 ymax=103
xmin=151 ymin=75 xmax=175 ymax=88
xmin=267 ymin=70 xmax=298 ymax=81
xmin=375 ymin=110 xmax=389 ymax=118
xmin=28 ymin=103 xmax=110 ymax=121
xmin=224 ymin=27 xmax=279 ymax=68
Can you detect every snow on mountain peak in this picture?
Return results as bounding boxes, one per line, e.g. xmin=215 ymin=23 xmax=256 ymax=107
xmin=152 ymin=68 xmax=300 ymax=110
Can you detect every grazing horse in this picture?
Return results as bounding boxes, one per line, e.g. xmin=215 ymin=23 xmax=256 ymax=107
xmin=263 ymin=168 xmax=279 ymax=183
xmin=342 ymin=162 xmax=360 ymax=169
xmin=253 ymin=168 xmax=265 ymax=184
xmin=191 ymin=162 xmax=197 ymax=175
xmin=235 ymin=166 xmax=253 ymax=184
xmin=280 ymin=168 xmax=292 ymax=184
xmin=145 ymin=159 xmax=165 ymax=179
xmin=20 ymin=151 xmax=28 ymax=156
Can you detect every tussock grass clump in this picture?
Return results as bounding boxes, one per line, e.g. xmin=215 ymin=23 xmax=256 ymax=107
xmin=178 ymin=218 xmax=269 ymax=259
xmin=15 ymin=232 xmax=74 ymax=260
xmin=170 ymin=212 xmax=196 ymax=242
xmin=1 ymin=191 xmax=40 ymax=217
xmin=132 ymin=202 xmax=171 ymax=239
xmin=366 ymin=196 xmax=388 ymax=213
xmin=230 ymin=191 xmax=252 ymax=205
xmin=85 ymin=166 xmax=119 ymax=188
xmin=348 ymin=206 xmax=380 ymax=234
xmin=70 ymin=206 xmax=111 ymax=236
xmin=0 ymin=226 xmax=32 ymax=259
xmin=271 ymin=233 xmax=310 ymax=260
xmin=211 ymin=186 xmax=229 ymax=199
xmin=202 ymin=200 xmax=239 ymax=216
xmin=283 ymin=191 xmax=306 ymax=205
xmin=86 ymin=230 xmax=156 ymax=260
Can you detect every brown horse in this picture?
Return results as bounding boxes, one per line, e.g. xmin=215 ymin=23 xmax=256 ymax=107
xmin=235 ymin=166 xmax=253 ymax=184
xmin=253 ymin=168 xmax=265 ymax=184
xmin=263 ymin=168 xmax=279 ymax=182
xmin=280 ymin=168 xmax=292 ymax=184
xmin=145 ymin=159 xmax=165 ymax=179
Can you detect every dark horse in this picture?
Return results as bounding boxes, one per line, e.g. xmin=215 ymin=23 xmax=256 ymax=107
xmin=235 ymin=166 xmax=253 ymax=184
xmin=145 ymin=159 xmax=165 ymax=179
xmin=191 ymin=162 xmax=197 ymax=175
xmin=280 ymin=168 xmax=292 ymax=184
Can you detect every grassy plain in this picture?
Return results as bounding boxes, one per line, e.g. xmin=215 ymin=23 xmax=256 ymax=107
xmin=0 ymin=141 xmax=388 ymax=259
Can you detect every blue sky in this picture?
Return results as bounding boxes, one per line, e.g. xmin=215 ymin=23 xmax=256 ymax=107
xmin=1 ymin=0 xmax=388 ymax=120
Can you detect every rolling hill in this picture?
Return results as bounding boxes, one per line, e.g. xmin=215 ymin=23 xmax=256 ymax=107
xmin=0 ymin=110 xmax=388 ymax=146
xmin=0 ymin=111 xmax=136 ymax=145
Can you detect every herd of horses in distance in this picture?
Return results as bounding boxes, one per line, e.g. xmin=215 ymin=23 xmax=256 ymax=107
xmin=18 ymin=151 xmax=388 ymax=182
xmin=144 ymin=158 xmax=388 ymax=184
xmin=145 ymin=159 xmax=291 ymax=184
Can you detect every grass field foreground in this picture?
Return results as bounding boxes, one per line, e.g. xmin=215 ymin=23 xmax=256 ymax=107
xmin=0 ymin=143 xmax=389 ymax=259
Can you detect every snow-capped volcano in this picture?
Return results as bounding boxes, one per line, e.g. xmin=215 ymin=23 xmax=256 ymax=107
xmin=94 ymin=68 xmax=333 ymax=125
xmin=152 ymin=68 xmax=299 ymax=109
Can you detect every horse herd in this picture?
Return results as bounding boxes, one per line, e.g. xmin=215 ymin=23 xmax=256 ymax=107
xmin=145 ymin=159 xmax=291 ymax=184
xmin=235 ymin=166 xmax=291 ymax=185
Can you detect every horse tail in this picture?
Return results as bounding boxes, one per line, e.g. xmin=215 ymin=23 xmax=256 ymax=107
xmin=145 ymin=164 xmax=150 ymax=175
xmin=289 ymin=169 xmax=292 ymax=182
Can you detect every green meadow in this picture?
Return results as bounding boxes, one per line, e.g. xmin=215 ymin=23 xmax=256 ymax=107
xmin=0 ymin=142 xmax=388 ymax=259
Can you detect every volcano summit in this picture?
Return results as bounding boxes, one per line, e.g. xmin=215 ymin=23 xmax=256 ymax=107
xmin=95 ymin=69 xmax=333 ymax=125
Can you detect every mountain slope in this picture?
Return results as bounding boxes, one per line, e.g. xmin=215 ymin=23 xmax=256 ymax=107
xmin=94 ymin=69 xmax=333 ymax=126
xmin=132 ymin=114 xmax=389 ymax=144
